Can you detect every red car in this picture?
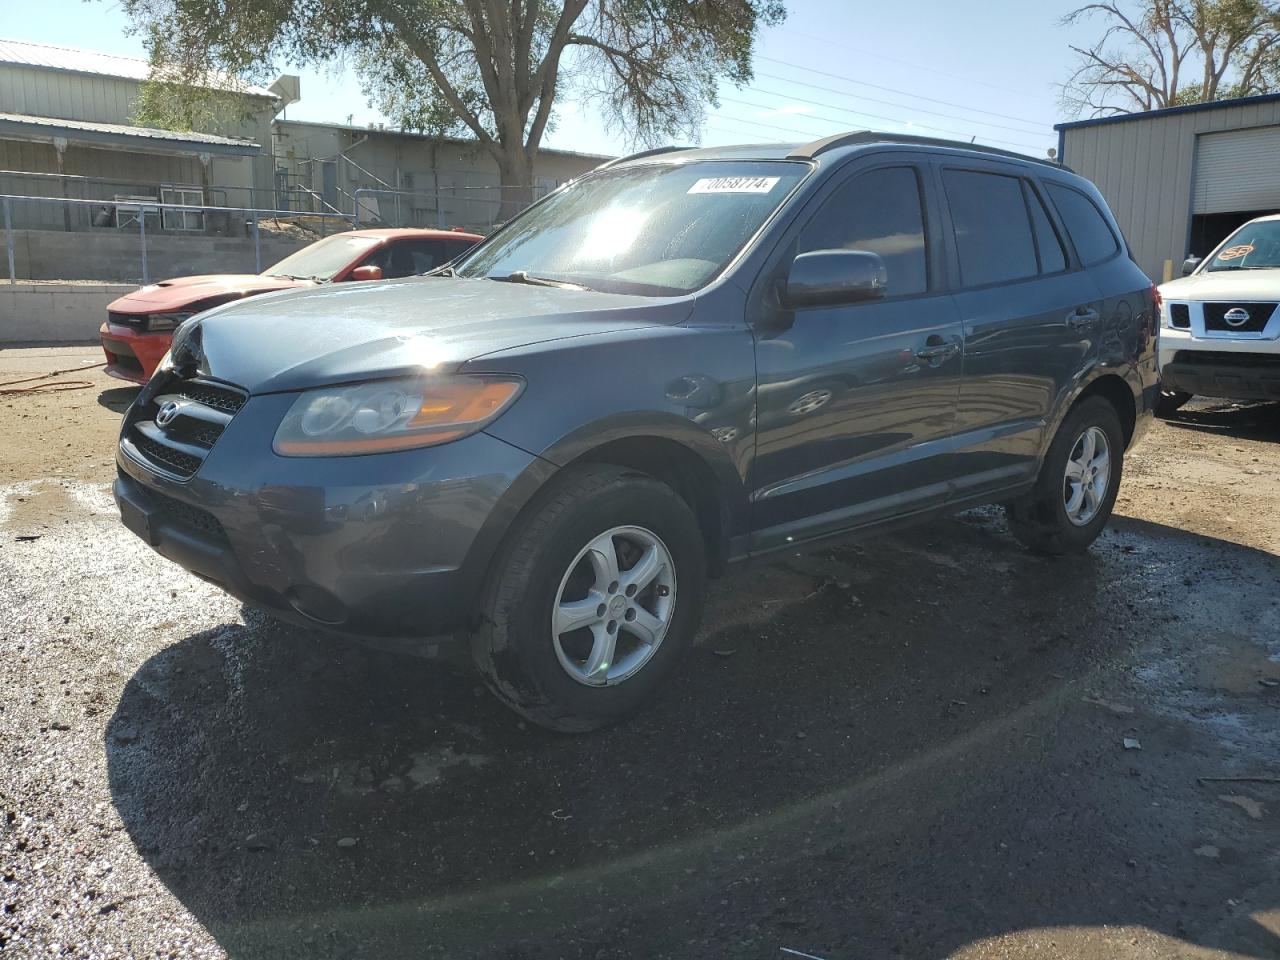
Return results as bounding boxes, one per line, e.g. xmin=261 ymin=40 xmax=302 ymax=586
xmin=100 ymin=227 xmax=483 ymax=384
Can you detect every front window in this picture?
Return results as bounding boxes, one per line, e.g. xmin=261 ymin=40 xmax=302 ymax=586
xmin=265 ymin=234 xmax=382 ymax=281
xmin=1206 ymin=219 xmax=1280 ymax=272
xmin=454 ymin=160 xmax=810 ymax=295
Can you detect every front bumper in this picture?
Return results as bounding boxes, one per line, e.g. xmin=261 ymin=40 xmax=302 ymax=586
xmin=100 ymin=322 xmax=172 ymax=384
xmin=114 ymin=394 xmax=550 ymax=639
xmin=1158 ymin=329 xmax=1280 ymax=401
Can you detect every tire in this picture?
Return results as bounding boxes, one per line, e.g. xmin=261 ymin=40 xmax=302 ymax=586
xmin=1154 ymin=388 xmax=1192 ymax=418
xmin=1005 ymin=396 xmax=1124 ymax=555
xmin=470 ymin=463 xmax=707 ymax=732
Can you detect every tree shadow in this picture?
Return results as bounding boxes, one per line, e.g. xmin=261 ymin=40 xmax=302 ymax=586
xmin=105 ymin=513 xmax=1280 ymax=959
xmin=1163 ymin=398 xmax=1280 ymax=442
xmin=97 ymin=386 xmax=140 ymax=414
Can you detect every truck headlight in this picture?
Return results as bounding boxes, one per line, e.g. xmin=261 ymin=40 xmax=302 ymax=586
xmin=273 ymin=375 xmax=523 ymax=456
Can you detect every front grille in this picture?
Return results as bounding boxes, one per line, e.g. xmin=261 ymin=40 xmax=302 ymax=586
xmin=173 ymin=381 xmax=246 ymax=414
xmin=1203 ymin=302 xmax=1275 ymax=333
xmin=132 ymin=434 xmax=202 ymax=476
xmin=122 ymin=374 xmax=247 ymax=480
xmin=1169 ymin=303 xmax=1190 ymax=329
xmin=187 ymin=423 xmax=223 ymax=448
xmin=1173 ymin=350 xmax=1280 ymax=368
xmin=108 ymin=311 xmax=146 ymax=328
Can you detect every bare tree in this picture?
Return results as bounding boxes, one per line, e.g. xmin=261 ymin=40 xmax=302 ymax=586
xmin=1061 ymin=0 xmax=1280 ymax=117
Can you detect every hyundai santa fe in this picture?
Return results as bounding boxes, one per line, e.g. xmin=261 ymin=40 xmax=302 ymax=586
xmin=114 ymin=132 xmax=1158 ymax=732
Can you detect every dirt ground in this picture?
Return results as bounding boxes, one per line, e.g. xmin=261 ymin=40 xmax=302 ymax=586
xmin=1 ymin=346 xmax=1278 ymax=960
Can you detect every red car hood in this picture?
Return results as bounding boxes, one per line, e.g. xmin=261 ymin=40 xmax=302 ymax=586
xmin=107 ymin=274 xmax=313 ymax=315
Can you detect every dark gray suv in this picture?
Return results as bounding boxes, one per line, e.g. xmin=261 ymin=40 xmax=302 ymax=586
xmin=115 ymin=132 xmax=1158 ymax=731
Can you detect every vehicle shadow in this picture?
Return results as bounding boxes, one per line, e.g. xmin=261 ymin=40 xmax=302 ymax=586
xmin=105 ymin=513 xmax=1280 ymax=959
xmin=97 ymin=385 xmax=140 ymax=414
xmin=1163 ymin=398 xmax=1280 ymax=441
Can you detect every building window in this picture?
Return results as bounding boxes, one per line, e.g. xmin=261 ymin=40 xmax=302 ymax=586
xmin=160 ymin=185 xmax=204 ymax=232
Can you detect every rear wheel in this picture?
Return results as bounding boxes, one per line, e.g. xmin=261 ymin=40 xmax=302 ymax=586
xmin=1154 ymin=388 xmax=1192 ymax=418
xmin=470 ymin=464 xmax=707 ymax=732
xmin=1005 ymin=396 xmax=1124 ymax=554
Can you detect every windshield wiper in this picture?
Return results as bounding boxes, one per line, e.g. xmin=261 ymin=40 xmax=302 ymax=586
xmin=491 ymin=270 xmax=589 ymax=291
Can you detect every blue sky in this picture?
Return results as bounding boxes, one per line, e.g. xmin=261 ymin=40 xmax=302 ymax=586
xmin=2 ymin=0 xmax=1102 ymax=158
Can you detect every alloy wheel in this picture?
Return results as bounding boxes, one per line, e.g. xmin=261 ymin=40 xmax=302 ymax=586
xmin=551 ymin=525 xmax=677 ymax=686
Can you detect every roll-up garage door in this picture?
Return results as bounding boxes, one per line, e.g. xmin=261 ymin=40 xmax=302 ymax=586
xmin=1193 ymin=126 xmax=1280 ymax=214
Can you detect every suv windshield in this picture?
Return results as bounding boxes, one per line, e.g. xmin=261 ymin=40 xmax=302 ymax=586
xmin=455 ymin=160 xmax=809 ymax=295
xmin=265 ymin=234 xmax=382 ymax=280
xmin=1206 ymin=219 xmax=1280 ymax=271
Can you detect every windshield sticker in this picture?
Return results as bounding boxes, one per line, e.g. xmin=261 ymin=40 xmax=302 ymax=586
xmin=1217 ymin=243 xmax=1255 ymax=261
xmin=687 ymin=176 xmax=781 ymax=195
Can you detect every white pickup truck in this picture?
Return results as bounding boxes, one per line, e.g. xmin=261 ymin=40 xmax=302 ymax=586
xmin=1157 ymin=213 xmax=1280 ymax=416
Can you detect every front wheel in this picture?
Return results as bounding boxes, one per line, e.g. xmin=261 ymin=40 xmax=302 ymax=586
xmin=470 ymin=464 xmax=707 ymax=732
xmin=1005 ymin=396 xmax=1124 ymax=555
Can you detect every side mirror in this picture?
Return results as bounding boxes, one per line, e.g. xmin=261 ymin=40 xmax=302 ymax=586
xmin=349 ymin=265 xmax=383 ymax=281
xmin=782 ymin=250 xmax=887 ymax=309
xmin=1181 ymin=256 xmax=1202 ymax=277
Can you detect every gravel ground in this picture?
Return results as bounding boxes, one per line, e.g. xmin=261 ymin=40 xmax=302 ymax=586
xmin=1 ymin=347 xmax=1278 ymax=960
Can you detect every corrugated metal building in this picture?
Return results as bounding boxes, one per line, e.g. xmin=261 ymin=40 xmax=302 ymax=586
xmin=1056 ymin=93 xmax=1280 ymax=282
xmin=0 ymin=38 xmax=285 ymax=228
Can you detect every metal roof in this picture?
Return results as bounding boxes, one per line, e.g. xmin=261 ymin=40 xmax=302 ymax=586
xmin=0 ymin=113 xmax=262 ymax=156
xmin=1054 ymin=92 xmax=1280 ymax=131
xmin=0 ymin=38 xmax=276 ymax=98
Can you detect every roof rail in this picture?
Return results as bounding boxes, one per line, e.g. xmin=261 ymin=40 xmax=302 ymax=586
xmin=788 ymin=130 xmax=1063 ymax=169
xmin=595 ymin=145 xmax=693 ymax=169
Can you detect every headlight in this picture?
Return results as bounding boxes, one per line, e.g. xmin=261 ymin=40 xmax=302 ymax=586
xmin=273 ymin=375 xmax=523 ymax=456
xmin=146 ymin=312 xmax=195 ymax=332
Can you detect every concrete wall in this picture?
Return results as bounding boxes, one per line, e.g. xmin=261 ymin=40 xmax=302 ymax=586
xmin=1059 ymin=96 xmax=1280 ymax=281
xmin=4 ymin=228 xmax=312 ymax=282
xmin=0 ymin=282 xmax=133 ymax=343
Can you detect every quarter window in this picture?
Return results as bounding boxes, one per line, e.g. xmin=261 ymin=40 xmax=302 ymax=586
xmin=797 ymin=166 xmax=928 ymax=297
xmin=943 ymin=169 xmax=1038 ymax=287
xmin=1046 ymin=183 xmax=1119 ymax=265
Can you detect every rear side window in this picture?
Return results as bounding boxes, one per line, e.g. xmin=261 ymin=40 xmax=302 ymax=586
xmin=1046 ymin=183 xmax=1119 ymax=265
xmin=943 ymin=170 xmax=1038 ymax=286
xmin=1024 ymin=183 xmax=1067 ymax=274
xmin=798 ymin=166 xmax=928 ymax=297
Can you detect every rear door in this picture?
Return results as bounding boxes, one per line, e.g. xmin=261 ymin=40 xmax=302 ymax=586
xmin=749 ymin=158 xmax=965 ymax=551
xmin=938 ymin=162 xmax=1100 ymax=497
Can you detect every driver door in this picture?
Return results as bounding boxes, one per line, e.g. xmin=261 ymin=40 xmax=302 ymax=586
xmin=749 ymin=162 xmax=965 ymax=552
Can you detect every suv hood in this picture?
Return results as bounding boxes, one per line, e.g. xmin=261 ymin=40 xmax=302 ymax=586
xmin=109 ymin=274 xmax=309 ymax=314
xmin=176 ymin=275 xmax=692 ymax=394
xmin=1158 ymin=269 xmax=1280 ymax=301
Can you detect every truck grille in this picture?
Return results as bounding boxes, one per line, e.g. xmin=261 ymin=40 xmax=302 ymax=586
xmin=1203 ymin=302 xmax=1275 ymax=333
xmin=1168 ymin=303 xmax=1190 ymax=329
xmin=121 ymin=375 xmax=246 ymax=481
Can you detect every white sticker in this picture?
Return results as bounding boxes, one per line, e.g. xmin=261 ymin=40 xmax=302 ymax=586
xmin=687 ymin=176 xmax=780 ymax=195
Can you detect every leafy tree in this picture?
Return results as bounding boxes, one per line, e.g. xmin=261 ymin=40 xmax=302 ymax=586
xmin=1061 ymin=0 xmax=1280 ymax=116
xmin=119 ymin=0 xmax=785 ymax=212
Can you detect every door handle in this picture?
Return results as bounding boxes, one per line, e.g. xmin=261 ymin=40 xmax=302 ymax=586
xmin=1067 ymin=307 xmax=1100 ymax=330
xmin=915 ymin=335 xmax=961 ymax=364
